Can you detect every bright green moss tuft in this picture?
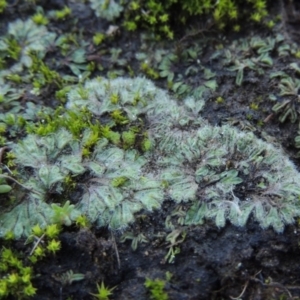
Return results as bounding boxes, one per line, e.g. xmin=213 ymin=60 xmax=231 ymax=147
xmin=0 ymin=247 xmax=37 ymax=298
xmin=123 ymin=0 xmax=271 ymax=39
xmin=144 ymin=277 xmax=169 ymax=300
xmin=0 ymin=0 xmax=7 ymax=13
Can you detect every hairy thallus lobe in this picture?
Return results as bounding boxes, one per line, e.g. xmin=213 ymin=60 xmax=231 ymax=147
xmin=2 ymin=77 xmax=300 ymax=237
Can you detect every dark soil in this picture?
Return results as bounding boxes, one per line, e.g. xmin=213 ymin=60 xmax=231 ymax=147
xmin=2 ymin=0 xmax=300 ymax=299
xmin=7 ymin=202 xmax=300 ymax=299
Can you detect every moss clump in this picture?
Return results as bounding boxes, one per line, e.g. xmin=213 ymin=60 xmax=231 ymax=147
xmin=145 ymin=277 xmax=169 ymax=300
xmin=0 ymin=248 xmax=36 ymax=299
xmin=0 ymin=0 xmax=7 ymax=13
xmin=123 ymin=0 xmax=271 ymax=39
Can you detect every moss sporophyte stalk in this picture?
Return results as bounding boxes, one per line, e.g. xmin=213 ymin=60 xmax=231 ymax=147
xmin=1 ymin=77 xmax=300 ymax=238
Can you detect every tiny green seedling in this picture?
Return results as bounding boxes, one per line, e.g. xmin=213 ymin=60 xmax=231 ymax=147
xmin=56 ymin=270 xmax=85 ymax=286
xmin=50 ymin=201 xmax=78 ymax=226
xmin=90 ymin=281 xmax=116 ymax=300
xmin=120 ymin=232 xmax=148 ymax=251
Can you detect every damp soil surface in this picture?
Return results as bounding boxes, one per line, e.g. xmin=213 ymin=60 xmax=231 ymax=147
xmin=10 ymin=204 xmax=300 ymax=299
xmin=2 ymin=0 xmax=300 ymax=299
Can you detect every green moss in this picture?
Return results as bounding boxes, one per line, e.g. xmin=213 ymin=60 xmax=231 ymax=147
xmin=0 ymin=0 xmax=7 ymax=13
xmin=5 ymin=74 xmax=22 ymax=84
xmin=28 ymin=52 xmax=63 ymax=93
xmin=3 ymin=38 xmax=22 ymax=61
xmin=0 ymin=248 xmax=36 ymax=299
xmin=140 ymin=62 xmax=160 ymax=79
xmin=111 ymin=110 xmax=129 ymax=125
xmin=26 ymin=107 xmax=93 ymax=137
xmin=121 ymin=130 xmax=136 ymax=148
xmin=144 ymin=277 xmax=169 ymax=300
xmin=101 ymin=126 xmax=121 ymax=145
xmin=123 ymin=0 xmax=272 ymax=39
xmin=55 ymin=6 xmax=71 ymax=20
xmin=31 ymin=13 xmax=49 ymax=25
xmin=215 ymin=96 xmax=225 ymax=104
xmin=93 ymin=33 xmax=106 ymax=46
